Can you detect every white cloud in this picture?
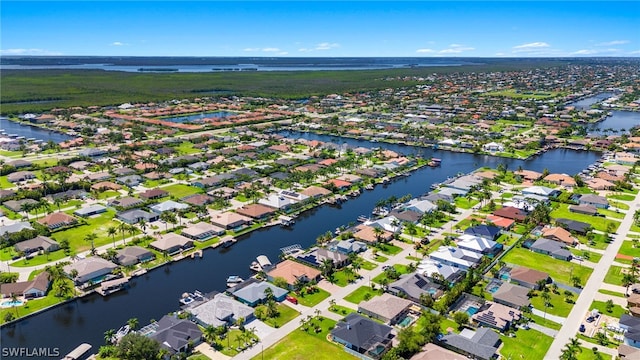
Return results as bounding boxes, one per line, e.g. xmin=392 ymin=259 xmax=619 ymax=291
xmin=243 ymin=48 xmax=259 ymax=52
xmin=261 ymin=47 xmax=281 ymax=52
xmin=416 ymin=44 xmax=474 ymax=55
xmin=278 ymin=51 xmax=289 ymax=55
xmin=0 ymin=48 xmax=62 ymax=55
xmin=111 ymin=41 xmax=127 ymax=46
xmin=495 ymin=52 xmax=506 ymax=56
xmin=244 ymin=47 xmax=282 ymax=53
xmin=630 ymin=50 xmax=640 ymax=54
xmin=597 ymin=40 xmax=629 ymax=46
xmin=512 ymin=42 xmax=551 ymax=53
xmin=572 ymin=49 xmax=599 ymax=55
xmin=315 ymin=42 xmax=339 ymax=50
xmin=416 ymin=48 xmax=435 ymax=53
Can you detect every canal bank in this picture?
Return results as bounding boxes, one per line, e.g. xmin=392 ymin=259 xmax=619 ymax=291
xmin=0 ymin=135 xmax=601 ymax=357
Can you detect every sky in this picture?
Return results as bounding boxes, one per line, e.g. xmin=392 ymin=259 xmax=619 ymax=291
xmin=1 ymin=1 xmax=639 ymax=57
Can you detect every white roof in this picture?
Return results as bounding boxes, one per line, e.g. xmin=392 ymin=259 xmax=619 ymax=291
xmin=150 ymin=200 xmax=189 ymax=213
xmin=456 ymin=234 xmax=498 ymax=253
xmin=521 ymin=186 xmax=555 ymax=196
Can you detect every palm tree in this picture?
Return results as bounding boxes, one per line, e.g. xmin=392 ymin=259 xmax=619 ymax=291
xmin=107 ymin=226 xmax=117 ymax=247
xmin=20 ymin=202 xmax=33 ymax=220
xmin=373 ymin=227 xmax=384 ymax=243
xmin=127 ymin=225 xmax=137 ymax=240
xmin=622 ymin=272 xmax=638 ymax=296
xmin=203 ymin=325 xmax=217 ymax=344
xmin=127 ymin=317 xmax=139 ymax=331
xmin=104 ymin=328 xmax=116 ymax=345
xmin=118 ymin=221 xmax=128 ymax=245
xmin=84 ymin=232 xmax=98 ymax=254
xmin=53 ymin=197 xmax=64 ymax=212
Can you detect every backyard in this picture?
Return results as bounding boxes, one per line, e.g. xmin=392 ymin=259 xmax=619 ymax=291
xmin=344 ymin=286 xmax=381 ymax=304
xmin=550 ymin=203 xmax=619 ymax=233
xmin=50 ymin=209 xmax=137 ymax=252
xmin=162 ymin=183 xmax=203 ymax=198
xmin=499 ymin=328 xmax=553 ymax=360
xmin=502 ymin=248 xmax=593 ymax=286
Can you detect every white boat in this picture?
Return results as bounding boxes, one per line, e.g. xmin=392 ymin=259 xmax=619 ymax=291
xmin=226 ymin=276 xmax=243 ymax=287
xmin=357 ymin=215 xmax=369 ymax=222
xmin=114 ymin=325 xmax=130 ymax=341
xmin=62 ymin=343 xmax=92 ymax=360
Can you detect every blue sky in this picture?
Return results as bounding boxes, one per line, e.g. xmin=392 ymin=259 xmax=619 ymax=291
xmin=1 ymin=1 xmax=639 ymax=57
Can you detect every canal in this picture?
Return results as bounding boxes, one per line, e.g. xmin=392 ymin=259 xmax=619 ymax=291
xmin=0 ymin=117 xmax=74 ymax=143
xmin=0 ymin=134 xmax=601 ymax=357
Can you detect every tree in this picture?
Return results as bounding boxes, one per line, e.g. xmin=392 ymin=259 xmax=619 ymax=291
xmin=203 ymin=325 xmax=217 ymax=344
xmin=272 ymin=277 xmax=288 ymax=290
xmin=605 ymin=299 xmax=614 ymax=313
xmin=107 ymin=226 xmax=117 ymax=247
xmin=373 ymin=227 xmax=385 ymax=243
xmin=452 ymin=311 xmax=469 ymax=329
xmin=127 ymin=317 xmax=139 ymax=331
xmin=104 ymin=328 xmax=116 ymax=345
xmin=84 ymin=232 xmax=98 ymax=254
xmin=396 ymin=327 xmax=425 ymax=358
xmin=116 ymin=333 xmax=160 ymax=360
xmin=622 ymin=272 xmax=638 ymax=296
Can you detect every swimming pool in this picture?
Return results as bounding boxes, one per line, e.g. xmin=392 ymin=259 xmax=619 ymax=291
xmin=466 ymin=306 xmax=479 ymax=316
xmin=488 ymin=285 xmax=500 ymax=293
xmin=1 ymin=300 xmax=24 ymax=308
xmin=398 ymin=315 xmax=414 ymax=327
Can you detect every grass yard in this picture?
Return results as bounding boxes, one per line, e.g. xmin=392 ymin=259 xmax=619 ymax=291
xmin=95 ymin=190 xmax=120 ymax=200
xmin=296 ymin=288 xmax=330 ymax=307
xmin=439 ymin=318 xmax=460 ymax=334
xmin=502 ymin=248 xmax=592 ymax=286
xmin=0 ymin=176 xmax=15 ymax=189
xmin=163 ymin=184 xmax=203 ymax=198
xmin=528 ymin=313 xmax=562 ymax=330
xmin=344 ymin=286 xmax=381 ymax=304
xmin=377 ymin=243 xmax=402 ymax=256
xmin=211 ymin=328 xmax=259 ymax=357
xmin=455 ymin=197 xmax=479 ymax=209
xmin=607 ymin=194 xmax=635 ymax=201
xmin=598 ymin=289 xmax=626 ymax=297
xmin=576 ymin=347 xmax=612 ymax=360
xmin=569 ymin=248 xmax=603 ymax=263
xmin=50 ymin=209 xmax=136 ymax=252
xmin=258 ymin=303 xmax=299 ymax=328
xmin=550 ymin=203 xmax=619 ymax=233
xmin=371 ymin=254 xmax=388 ymax=263
xmin=175 ymin=141 xmax=203 ymax=155
xmin=372 ymin=264 xmax=410 ymax=285
xmin=608 ymin=200 xmax=630 ymax=210
xmin=329 ymin=304 xmax=357 ymax=317
xmin=598 ymin=208 xmax=625 ymax=219
xmin=590 ymin=300 xmax=628 ymax=318
xmin=530 ymin=290 xmax=577 ymax=317
xmin=617 ymin=240 xmax=640 ymax=259
xmin=11 ymin=249 xmax=68 ymax=267
xmin=252 ymin=317 xmax=356 ymax=360
xmin=0 ymin=279 xmax=74 ymax=324
xmin=603 ymin=265 xmax=626 ymax=286
xmin=359 ymin=259 xmax=377 ymax=270
xmin=331 ymin=268 xmax=357 ymax=287
xmin=499 ymin=328 xmax=553 ymax=360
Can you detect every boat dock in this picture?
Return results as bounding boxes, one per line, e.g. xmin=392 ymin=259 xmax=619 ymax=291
xmin=62 ymin=343 xmax=91 ymax=360
xmin=130 ymin=268 xmax=147 ymax=277
xmin=191 ymin=249 xmax=203 ymax=258
xmin=95 ymin=277 xmax=129 ymax=297
xmin=281 ymin=244 xmax=303 ymax=257
xmin=250 ymin=254 xmax=273 ymax=272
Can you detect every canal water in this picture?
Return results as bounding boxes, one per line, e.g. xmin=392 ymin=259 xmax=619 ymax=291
xmin=590 ymin=110 xmax=640 ymax=133
xmin=0 ymin=135 xmax=601 ymax=356
xmin=567 ymin=92 xmax=615 ymax=110
xmin=161 ymin=111 xmax=237 ymax=123
xmin=0 ymin=117 xmax=74 ymax=143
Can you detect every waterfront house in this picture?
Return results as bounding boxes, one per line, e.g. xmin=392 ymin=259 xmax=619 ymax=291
xmin=555 ymin=218 xmax=591 ymax=235
xmin=38 ymin=212 xmax=77 ymax=230
xmin=325 ymin=178 xmax=352 ymax=190
xmin=541 ymin=226 xmax=578 ymax=246
xmin=6 ymin=171 xmax=36 ymax=183
xmin=2 ymin=199 xmax=38 ymax=213
xmin=150 ymin=315 xmax=203 ymax=356
xmin=416 ymin=259 xmax=463 ymax=284
xmin=429 ymin=247 xmax=483 ymax=270
xmin=388 ymin=273 xmax=444 ymax=302
xmin=266 ymin=259 xmax=321 ymax=289
xmin=358 ymin=293 xmax=413 ymax=325
xmin=231 ymin=280 xmax=288 ymax=307
xmin=0 ymin=221 xmax=33 ymax=236
xmin=188 ymin=293 xmax=254 ymax=328
xmin=514 ymin=169 xmax=542 ymax=182
xmin=140 ymin=188 xmax=169 ymax=200
xmin=405 ymin=199 xmax=436 ymax=214
xmin=149 ymin=200 xmax=190 ymax=214
xmin=509 ymin=267 xmax=550 ymax=290
xmin=456 ymin=234 xmax=501 ymax=255
xmin=353 ymin=224 xmax=393 ymax=243
xmin=544 ymin=173 xmax=577 ymax=188
xmin=330 ymin=313 xmax=395 ymax=360
xmin=316 ymin=248 xmax=350 ymax=268
xmin=14 ymin=236 xmax=59 ymax=255
xmin=577 ymin=194 xmax=609 ymax=209
xmin=0 ymin=272 xmax=50 ymax=299
xmin=210 ymin=212 xmax=251 ymax=230
xmin=181 ymin=222 xmax=225 ymax=241
xmin=116 ymin=209 xmax=159 ymax=224
xmin=482 ymin=142 xmax=504 ymax=152
xmin=63 ymin=257 xmax=118 ymax=285
xmin=330 ymin=238 xmax=368 ymax=254
xmin=585 ymin=178 xmax=615 ymax=190
xmin=109 ymin=196 xmax=144 ymax=209
xmin=438 ymin=328 xmax=501 ymax=360
xmin=258 ymin=194 xmax=294 ymax=210
xmin=521 ymin=186 xmax=559 ymax=198
xmin=492 ymin=283 xmax=531 ymax=309
xmin=74 ymin=204 xmax=107 ymax=217
xmin=149 ymin=233 xmax=194 ymax=255
xmin=114 ymin=246 xmax=155 ymax=266
xmin=301 ymin=185 xmax=333 ymax=198
xmin=529 ymin=238 xmax=572 ymax=261
xmin=463 ymin=225 xmax=501 ymax=241
xmin=235 ymin=203 xmax=277 ymax=220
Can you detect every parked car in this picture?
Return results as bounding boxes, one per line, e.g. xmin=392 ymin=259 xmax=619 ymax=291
xmin=285 ymin=295 xmax=298 ymax=305
xmin=586 ymin=317 xmax=595 ymax=323
xmin=579 ymin=324 xmax=586 ymax=332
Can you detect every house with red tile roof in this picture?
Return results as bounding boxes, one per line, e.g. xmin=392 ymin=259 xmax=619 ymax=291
xmin=325 ymin=179 xmax=352 ymax=190
xmin=38 ymin=212 xmax=77 ymax=230
xmin=492 ymin=206 xmax=527 ymax=221
xmin=235 ymin=204 xmax=277 ymax=220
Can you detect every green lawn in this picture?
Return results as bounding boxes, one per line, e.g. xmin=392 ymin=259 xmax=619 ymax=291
xmin=257 ymin=303 xmax=299 ymax=328
xmin=11 ymin=249 xmax=68 ymax=267
xmin=344 ymin=286 xmax=381 ymax=304
xmin=211 ymin=328 xmax=259 ymax=357
xmin=485 ymin=89 xmax=560 ymax=99
xmin=329 ymin=304 xmax=357 ymax=317
xmin=528 ymin=313 xmax=562 ymax=330
xmin=502 ymin=248 xmax=593 ymax=286
xmin=455 ymin=197 xmax=479 ymax=209
xmin=0 ymin=279 xmax=74 ymax=324
xmin=252 ymin=317 xmax=356 ymax=360
xmin=331 ymin=268 xmax=357 ymax=287
xmin=372 ymin=264 xmax=409 ymax=284
xmin=569 ymin=248 xmax=603 ymax=263
xmin=550 ymin=203 xmax=619 ymax=232
xmin=598 ymin=289 xmax=626 ymax=297
xmin=499 ymin=328 xmax=554 ymax=360
xmin=95 ymin=190 xmax=120 ymax=200
xmin=439 ymin=318 xmax=460 ymax=334
xmin=175 ymin=141 xmax=202 ymax=155
xmin=576 ymin=347 xmax=612 ymax=360
xmin=598 ymin=208 xmax=625 ymax=219
xmin=163 ymin=184 xmax=203 ymax=198
xmin=0 ymin=176 xmax=15 ymax=189
xmin=618 ymin=240 xmax=640 ymax=259
xmin=371 ymin=254 xmax=388 ymax=263
xmin=590 ymin=300 xmax=628 ymax=318
xmin=50 ymin=209 xmax=136 ymax=252
xmin=359 ymin=259 xmax=377 ymax=270
xmin=377 ymin=243 xmax=402 ymax=255
xmin=607 ymin=194 xmax=635 ymax=201
xmin=603 ymin=265 xmax=626 ymax=286
xmin=296 ymin=288 xmax=330 ymax=307
xmin=530 ymin=290 xmax=576 ymax=317
xmin=609 ymin=200 xmax=630 ymax=210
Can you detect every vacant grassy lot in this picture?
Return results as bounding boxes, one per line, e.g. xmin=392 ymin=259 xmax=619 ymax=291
xmin=163 ymin=184 xmax=203 ymax=198
xmin=576 ymin=347 xmax=612 ymax=360
xmin=618 ymin=240 xmax=640 ymax=259
xmin=296 ymin=288 xmax=330 ymax=307
xmin=257 ymin=303 xmax=299 ymax=328
xmin=50 ymin=209 xmax=136 ymax=251
xmin=603 ymin=265 xmax=626 ymax=286
xmin=329 ymin=304 xmax=356 ymax=317
xmin=502 ymin=248 xmax=592 ymax=286
xmin=499 ymin=328 xmax=553 ymax=360
xmin=344 ymin=286 xmax=381 ymax=304
xmin=590 ymin=300 xmax=628 ymax=318
xmin=377 ymin=243 xmax=402 ymax=256
xmin=530 ymin=290 xmax=577 ymax=317
xmin=550 ymin=203 xmax=619 ymax=232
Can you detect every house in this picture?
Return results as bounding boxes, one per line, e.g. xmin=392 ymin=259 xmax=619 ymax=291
xmin=325 ymin=178 xmax=352 ymax=190
xmin=140 ymin=188 xmax=169 ymax=200
xmin=6 ymin=171 xmax=36 ymax=183
xmin=514 ymin=169 xmax=542 ymax=182
xmin=405 ymin=199 xmax=436 ymax=214
xmin=472 ymin=302 xmax=521 ymax=331
xmin=14 ymin=236 xmax=59 ymax=255
xmin=91 ymin=181 xmax=121 ymax=191
xmin=331 ymin=238 xmax=368 ymax=254
xmin=569 ymin=204 xmax=598 ymax=216
xmin=330 ymin=313 xmax=395 ymax=360
xmin=619 ymin=344 xmax=640 ymax=358
xmin=429 ymin=247 xmax=483 ymax=270
xmin=230 ymin=280 xmax=289 ymax=307
xmin=266 ymin=259 xmax=321 ymax=289
xmin=278 ymin=190 xmax=309 ymax=203
xmin=416 ymin=259 xmax=463 ymax=284
xmin=63 ymin=257 xmax=118 ymax=285
xmin=188 ymin=293 xmax=254 ymax=327
xmin=388 ymin=273 xmax=444 ymax=302
xmin=353 ymin=225 xmax=393 ymax=243
xmin=484 ymin=215 xmax=515 ymax=230
xmin=530 ymin=238 xmax=572 ymax=261
xmin=544 ymin=173 xmax=577 ymax=187
xmin=492 ymin=206 xmax=527 ymax=222
xmin=409 ymin=343 xmax=465 ymax=360
xmin=258 ymin=194 xmax=294 ymax=210
xmin=509 ymin=267 xmax=550 ymax=290
xmin=586 ymin=178 xmax=615 ymax=190
xmin=482 ymin=142 xmax=504 ymax=152
xmin=0 ymin=272 xmax=50 ymax=299
xmin=210 ymin=212 xmax=251 ymax=230
xmin=438 ymin=327 xmax=501 ymax=360
xmin=149 ymin=200 xmax=190 ymax=214
xmin=0 ymin=221 xmax=33 ymax=236
xmin=149 ymin=233 xmax=194 ymax=255
xmin=521 ymin=186 xmax=559 ymax=198
xmin=149 ymin=315 xmax=202 ymax=355
xmin=358 ymin=293 xmax=413 ymax=325
xmin=2 ymin=199 xmax=38 ymax=213
xmin=115 ymin=246 xmax=155 ymax=266
xmin=541 ymin=226 xmax=578 ymax=246
xmin=628 ymin=294 xmax=640 ymax=317
xmin=492 ymin=283 xmax=530 ymax=309
xmin=182 ymin=194 xmax=214 ymax=206
xmin=463 ymin=225 xmax=501 ymax=241
xmin=235 ymin=203 xmax=277 ymax=219
xmin=456 ymin=234 xmax=501 ymax=255
xmin=181 ymin=222 xmax=225 ymax=241
xmin=555 ymin=218 xmax=591 ymax=235
xmin=38 ymin=212 xmax=77 ymax=230
xmin=619 ymin=314 xmax=640 ymax=348
xmin=109 ymin=196 xmax=144 ymax=209
xmin=115 ymin=174 xmax=143 ymax=187
xmin=577 ymin=194 xmax=609 ymax=209
xmin=74 ymin=204 xmax=107 ymax=217
xmin=116 ymin=209 xmax=159 ymax=224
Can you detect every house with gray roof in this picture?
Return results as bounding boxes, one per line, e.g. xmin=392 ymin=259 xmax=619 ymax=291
xmin=150 ymin=315 xmax=202 ymax=355
xmin=0 ymin=221 xmax=34 ymax=236
xmin=438 ymin=328 xmax=501 ymax=360
xmin=3 ymin=199 xmax=38 ymax=213
xmin=330 ymin=313 xmax=395 ymax=360
xmin=14 ymin=236 xmax=59 ymax=255
xmin=108 ymin=196 xmax=144 ymax=209
xmin=63 ymin=257 xmax=118 ymax=285
xmin=188 ymin=293 xmax=254 ymax=328
xmin=530 ymin=238 xmax=572 ymax=261
xmin=74 ymin=204 xmax=107 ymax=217
xmin=115 ymin=174 xmax=142 ymax=187
xmin=116 ymin=209 xmax=159 ymax=224
xmin=331 ymin=238 xmax=367 ymax=254
xmin=358 ymin=293 xmax=413 ymax=325
xmin=115 ymin=246 xmax=155 ymax=266
xmin=230 ymin=281 xmax=288 ymax=307
xmin=416 ymin=259 xmax=463 ymax=284
xmin=492 ymin=283 xmax=530 ymax=309
xmin=578 ymin=194 xmax=609 ymax=209
xmin=388 ymin=272 xmax=444 ymax=303
xmin=7 ymin=171 xmax=36 ymax=183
